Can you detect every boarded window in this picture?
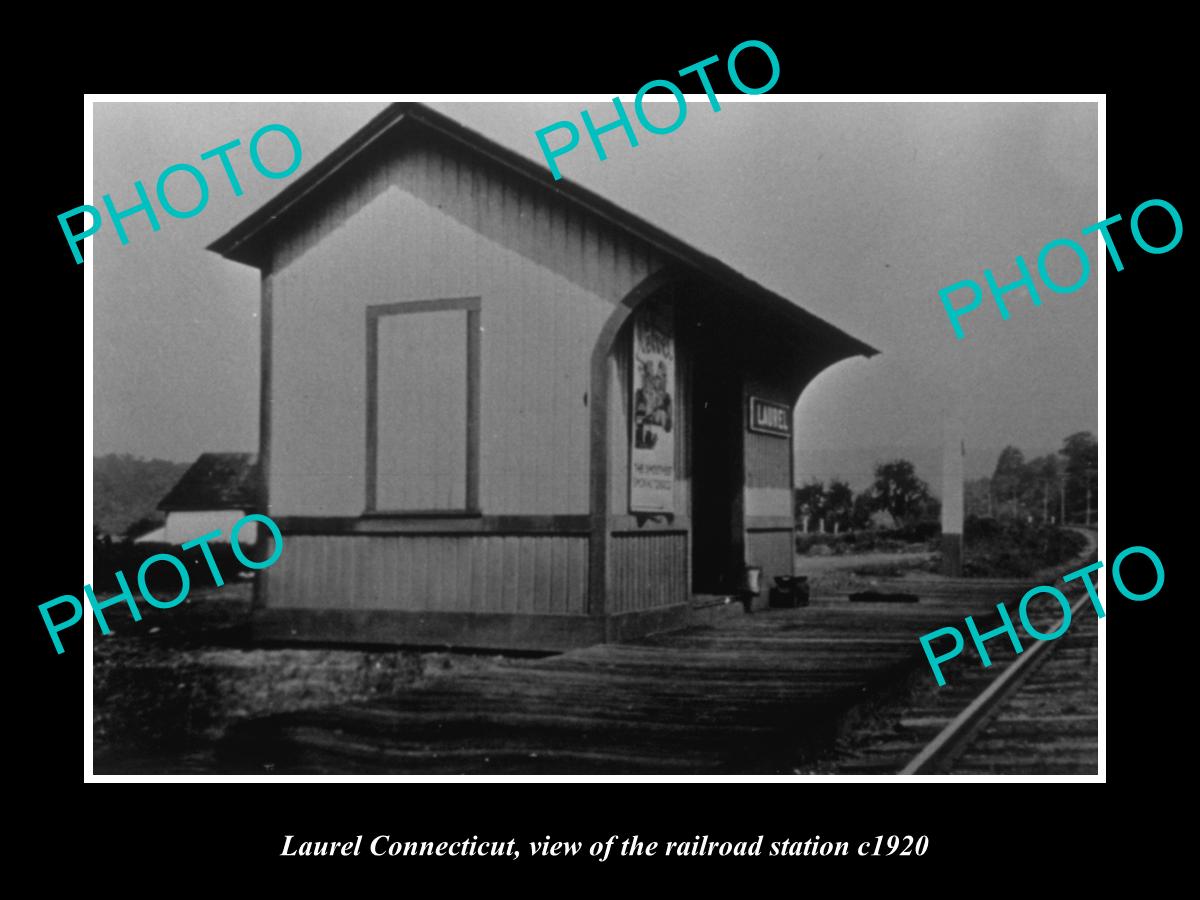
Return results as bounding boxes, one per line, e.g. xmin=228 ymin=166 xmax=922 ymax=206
xmin=367 ymin=299 xmax=480 ymax=513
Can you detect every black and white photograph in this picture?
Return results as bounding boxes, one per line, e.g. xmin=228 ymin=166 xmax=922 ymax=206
xmin=80 ymin=96 xmax=1108 ymax=779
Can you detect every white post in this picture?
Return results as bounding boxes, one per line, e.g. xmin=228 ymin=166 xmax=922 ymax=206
xmin=941 ymin=415 xmax=965 ymax=576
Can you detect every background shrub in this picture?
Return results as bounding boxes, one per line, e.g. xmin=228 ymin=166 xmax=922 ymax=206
xmin=962 ymin=517 xmax=1089 ymax=577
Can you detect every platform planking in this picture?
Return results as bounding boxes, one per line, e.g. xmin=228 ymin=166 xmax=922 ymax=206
xmin=219 ymin=579 xmax=1027 ymax=774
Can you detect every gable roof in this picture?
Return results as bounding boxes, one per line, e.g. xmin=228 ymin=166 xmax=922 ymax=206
xmin=209 ymin=102 xmax=877 ymax=360
xmin=158 ymin=452 xmax=260 ymax=512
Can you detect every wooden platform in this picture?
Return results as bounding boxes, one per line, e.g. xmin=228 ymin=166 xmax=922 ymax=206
xmin=219 ymin=579 xmax=1030 ymax=774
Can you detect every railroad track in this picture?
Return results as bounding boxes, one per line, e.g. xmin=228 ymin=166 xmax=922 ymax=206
xmin=901 ymin=592 xmax=1097 ymax=774
xmin=820 ymin=573 xmax=1099 ymax=776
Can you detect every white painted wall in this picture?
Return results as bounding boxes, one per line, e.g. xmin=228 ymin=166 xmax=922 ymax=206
xmin=745 ymin=487 xmax=793 ymax=518
xmin=375 ymin=309 xmax=469 ymax=510
xmin=268 ymin=140 xmax=662 ymax=518
xmin=164 ymin=510 xmax=257 ymax=545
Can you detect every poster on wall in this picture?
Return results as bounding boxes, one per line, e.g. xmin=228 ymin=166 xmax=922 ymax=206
xmin=630 ymin=301 xmax=675 ymax=513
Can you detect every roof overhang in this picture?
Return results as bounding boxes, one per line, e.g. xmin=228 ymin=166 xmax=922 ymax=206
xmin=209 ymin=103 xmax=879 ymax=362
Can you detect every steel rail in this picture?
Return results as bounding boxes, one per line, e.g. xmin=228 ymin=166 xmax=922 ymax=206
xmin=900 ymin=592 xmax=1093 ymax=775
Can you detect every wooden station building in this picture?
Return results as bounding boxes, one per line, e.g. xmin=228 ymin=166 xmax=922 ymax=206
xmin=209 ymin=102 xmax=877 ymax=651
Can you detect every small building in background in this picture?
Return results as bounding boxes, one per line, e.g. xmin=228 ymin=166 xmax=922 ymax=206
xmin=137 ymin=452 xmax=260 ymax=544
xmin=209 ymin=103 xmax=877 ymax=651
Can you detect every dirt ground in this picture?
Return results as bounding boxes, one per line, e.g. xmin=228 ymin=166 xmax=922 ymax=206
xmin=92 ymin=581 xmax=519 ymax=773
xmin=90 ymin=546 xmax=958 ymax=773
xmin=797 ymin=548 xmax=937 ymax=596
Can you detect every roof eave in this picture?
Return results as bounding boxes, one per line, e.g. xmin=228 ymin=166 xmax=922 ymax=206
xmin=207 ymin=102 xmax=879 ymax=358
xmin=207 ymin=103 xmax=417 ymax=267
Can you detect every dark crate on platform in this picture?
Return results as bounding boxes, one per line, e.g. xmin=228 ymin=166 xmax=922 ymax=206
xmin=770 ymin=576 xmax=811 ymax=608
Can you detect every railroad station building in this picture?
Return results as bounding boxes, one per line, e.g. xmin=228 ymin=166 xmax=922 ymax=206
xmin=209 ymin=102 xmax=877 ymax=651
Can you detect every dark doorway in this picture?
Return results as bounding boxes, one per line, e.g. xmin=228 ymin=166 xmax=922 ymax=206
xmin=690 ymin=319 xmax=744 ymax=595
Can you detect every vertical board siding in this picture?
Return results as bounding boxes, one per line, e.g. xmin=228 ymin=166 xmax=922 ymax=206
xmin=270 ymin=134 xmax=664 ymax=519
xmin=609 ymin=533 xmax=689 ymax=612
xmin=743 ymin=374 xmax=794 ymax=519
xmin=746 ymin=530 xmax=795 ymax=591
xmin=271 ymin=534 xmax=589 ymax=615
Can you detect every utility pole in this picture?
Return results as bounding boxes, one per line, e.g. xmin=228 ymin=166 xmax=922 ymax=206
xmin=1060 ymin=483 xmax=1066 ymax=524
xmin=1085 ymin=486 xmax=1092 ymax=526
xmin=1043 ymin=483 xmax=1048 ymax=523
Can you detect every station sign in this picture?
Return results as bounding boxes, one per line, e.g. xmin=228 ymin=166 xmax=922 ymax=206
xmin=748 ymin=396 xmax=790 ymax=437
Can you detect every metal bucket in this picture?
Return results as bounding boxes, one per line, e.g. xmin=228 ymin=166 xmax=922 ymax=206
xmin=738 ymin=565 xmax=763 ymax=595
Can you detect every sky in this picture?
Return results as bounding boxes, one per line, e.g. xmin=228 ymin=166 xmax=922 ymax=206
xmin=91 ymin=99 xmax=1098 ymax=491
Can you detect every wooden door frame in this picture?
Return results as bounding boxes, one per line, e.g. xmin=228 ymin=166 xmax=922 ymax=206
xmin=587 ymin=269 xmax=687 ymax=617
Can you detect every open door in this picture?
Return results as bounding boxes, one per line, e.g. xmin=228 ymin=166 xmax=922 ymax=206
xmin=690 ymin=326 xmax=744 ymax=595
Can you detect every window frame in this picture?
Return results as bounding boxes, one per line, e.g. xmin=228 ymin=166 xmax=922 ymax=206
xmin=364 ymin=296 xmax=481 ymax=517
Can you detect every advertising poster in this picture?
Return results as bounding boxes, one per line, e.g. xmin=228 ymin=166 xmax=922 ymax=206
xmin=630 ymin=301 xmax=675 ymax=513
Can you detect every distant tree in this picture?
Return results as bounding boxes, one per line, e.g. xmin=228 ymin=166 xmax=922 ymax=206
xmin=851 ymin=490 xmax=875 ymax=529
xmin=991 ymin=446 xmax=1028 ymax=518
xmin=916 ymin=494 xmax=942 ymax=523
xmin=93 ymin=453 xmax=191 ymax=537
xmin=824 ymin=479 xmax=854 ymax=531
xmin=1024 ymin=454 xmax=1062 ymax=523
xmin=870 ymin=460 xmax=932 ymax=526
xmin=965 ymin=477 xmax=993 ymax=518
xmin=794 ymin=479 xmax=826 ymax=530
xmin=1060 ymin=431 xmax=1098 ymax=523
